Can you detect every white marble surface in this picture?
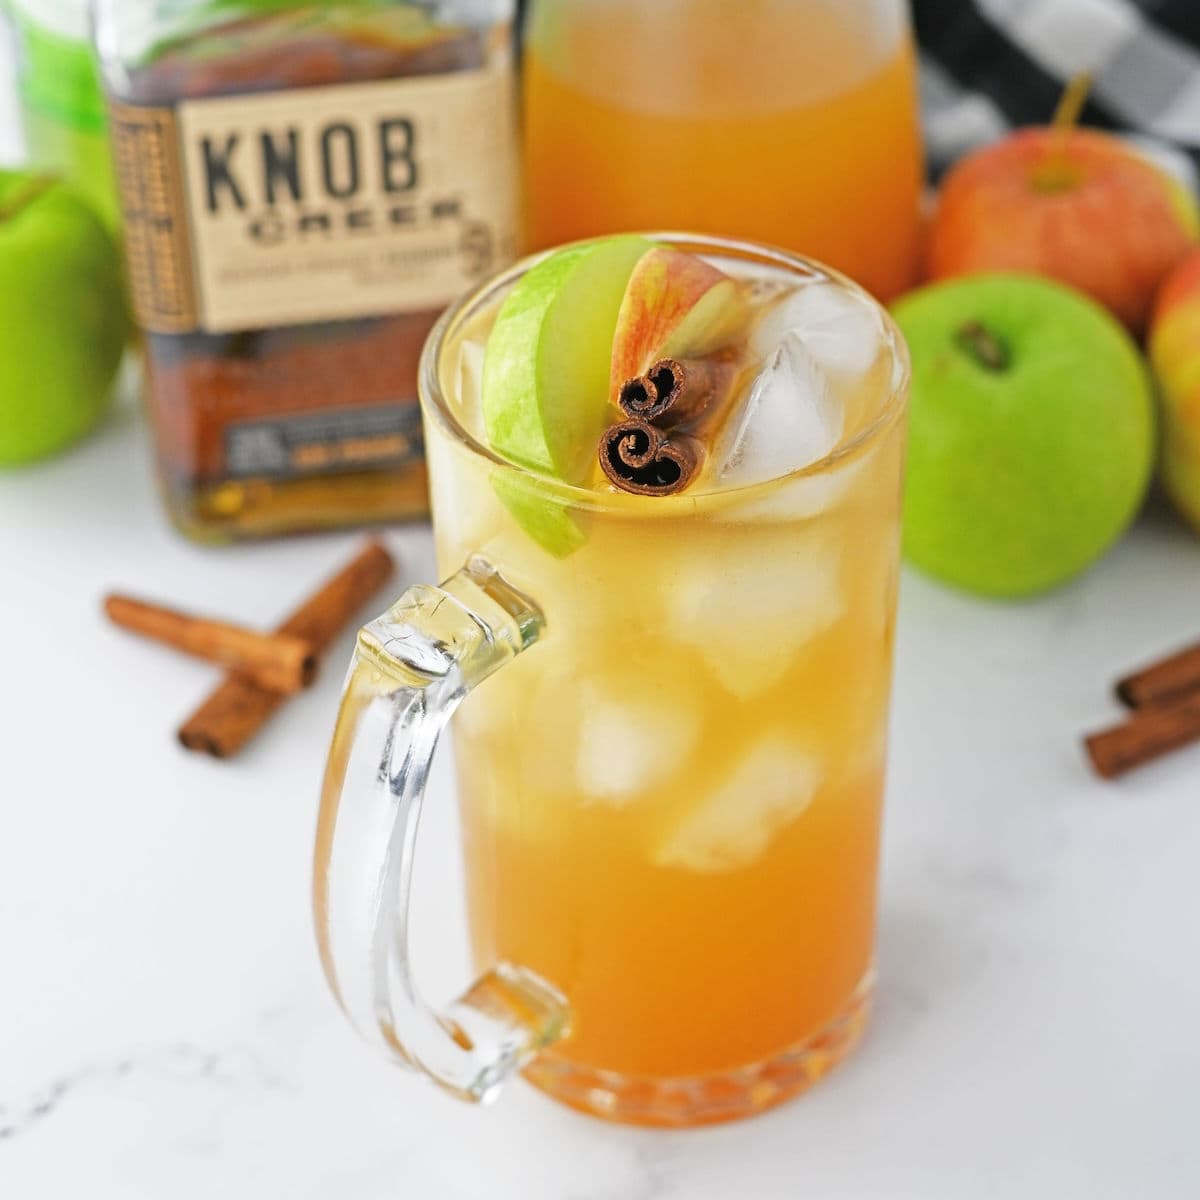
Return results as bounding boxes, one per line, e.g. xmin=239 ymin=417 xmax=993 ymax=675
xmin=3 ymin=37 xmax=1200 ymax=1200
xmin=1 ymin=374 xmax=1198 ymax=1200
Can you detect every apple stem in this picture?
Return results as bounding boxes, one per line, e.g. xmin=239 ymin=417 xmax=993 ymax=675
xmin=1037 ymin=72 xmax=1094 ymax=191
xmin=956 ymin=320 xmax=1010 ymax=372
xmin=0 ymin=173 xmax=59 ymax=223
xmin=1053 ymin=71 xmax=1094 ymax=133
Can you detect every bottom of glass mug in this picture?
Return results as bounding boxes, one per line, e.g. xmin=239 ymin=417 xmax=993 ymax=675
xmin=521 ymin=976 xmax=872 ymax=1128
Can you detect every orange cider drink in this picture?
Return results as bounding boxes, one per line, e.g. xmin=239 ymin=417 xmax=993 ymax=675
xmin=522 ymin=0 xmax=925 ymax=299
xmin=314 ymin=234 xmax=909 ymax=1127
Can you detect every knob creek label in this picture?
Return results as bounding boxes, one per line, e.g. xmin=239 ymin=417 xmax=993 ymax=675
xmin=110 ymin=62 xmax=518 ymax=335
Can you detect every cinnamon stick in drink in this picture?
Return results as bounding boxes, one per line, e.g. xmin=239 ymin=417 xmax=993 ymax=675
xmin=598 ymin=418 xmax=703 ymax=496
xmin=618 ymin=358 xmax=735 ymax=426
xmin=1115 ymin=639 xmax=1200 ymax=709
xmin=178 ymin=540 xmax=395 ymax=758
xmin=601 ymin=358 xmax=736 ymax=496
xmin=1084 ymin=690 xmax=1200 ymax=779
xmin=105 ymin=595 xmax=317 ymax=694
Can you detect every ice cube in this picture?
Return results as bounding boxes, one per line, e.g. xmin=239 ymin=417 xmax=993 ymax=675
xmin=750 ymin=280 xmax=885 ymax=381
xmin=453 ymin=336 xmax=487 ymax=439
xmin=711 ymin=332 xmax=843 ymax=490
xmin=575 ymin=682 xmax=702 ymax=805
xmin=720 ymin=448 xmax=870 ymax=524
xmin=670 ymin=530 xmax=845 ymax=698
xmin=654 ymin=737 xmax=823 ymax=872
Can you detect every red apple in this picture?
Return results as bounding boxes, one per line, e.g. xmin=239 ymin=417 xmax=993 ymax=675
xmin=610 ymin=247 xmax=749 ymax=395
xmin=1149 ymin=249 xmax=1200 ymax=533
xmin=928 ymin=127 xmax=1199 ymax=334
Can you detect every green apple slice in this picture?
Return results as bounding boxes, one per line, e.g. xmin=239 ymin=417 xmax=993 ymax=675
xmin=490 ymin=470 xmax=587 ymax=559
xmin=483 ymin=235 xmax=651 ymax=482
xmin=481 ymin=235 xmax=651 ymax=554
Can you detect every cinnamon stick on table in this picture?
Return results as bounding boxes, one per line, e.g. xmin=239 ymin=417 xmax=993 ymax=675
xmin=1115 ymin=639 xmax=1200 ymax=709
xmin=105 ymin=594 xmax=317 ymax=695
xmin=1085 ymin=690 xmax=1200 ymax=780
xmin=178 ymin=540 xmax=395 ymax=759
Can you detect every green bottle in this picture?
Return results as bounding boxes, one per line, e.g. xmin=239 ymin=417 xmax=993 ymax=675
xmin=8 ymin=0 xmax=119 ymax=229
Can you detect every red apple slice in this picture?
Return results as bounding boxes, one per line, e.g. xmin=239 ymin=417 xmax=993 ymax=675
xmin=610 ymin=247 xmax=750 ymax=396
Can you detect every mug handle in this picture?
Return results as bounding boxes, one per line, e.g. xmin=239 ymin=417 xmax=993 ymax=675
xmin=312 ymin=556 xmax=569 ymax=1103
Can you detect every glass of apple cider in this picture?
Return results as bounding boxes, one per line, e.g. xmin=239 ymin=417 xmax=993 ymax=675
xmin=314 ymin=234 xmax=910 ymax=1127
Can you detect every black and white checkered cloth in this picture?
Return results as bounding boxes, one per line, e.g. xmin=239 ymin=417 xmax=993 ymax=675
xmin=915 ymin=0 xmax=1200 ymax=188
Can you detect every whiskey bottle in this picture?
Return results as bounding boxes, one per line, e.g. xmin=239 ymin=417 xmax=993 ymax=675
xmin=93 ymin=1 xmax=520 ymax=541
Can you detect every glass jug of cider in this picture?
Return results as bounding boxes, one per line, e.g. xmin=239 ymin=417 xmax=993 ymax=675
xmin=522 ymin=0 xmax=924 ymax=301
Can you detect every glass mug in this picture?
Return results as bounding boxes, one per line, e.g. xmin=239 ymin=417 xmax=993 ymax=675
xmin=313 ymin=234 xmax=909 ymax=1126
xmin=521 ymin=0 xmax=924 ymax=301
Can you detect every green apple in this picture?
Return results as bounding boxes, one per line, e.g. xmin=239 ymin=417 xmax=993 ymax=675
xmin=893 ymin=273 xmax=1155 ymax=598
xmin=483 ymin=235 xmax=651 ymax=482
xmin=0 ymin=169 xmax=129 ymax=466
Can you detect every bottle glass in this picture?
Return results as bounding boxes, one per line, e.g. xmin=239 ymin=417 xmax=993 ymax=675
xmin=8 ymin=0 xmax=119 ymax=228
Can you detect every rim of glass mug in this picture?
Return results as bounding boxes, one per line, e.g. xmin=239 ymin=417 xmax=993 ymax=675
xmin=418 ymin=231 xmax=911 ymax=513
